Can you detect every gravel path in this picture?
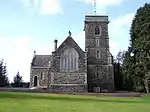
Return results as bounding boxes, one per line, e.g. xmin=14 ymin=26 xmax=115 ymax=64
xmin=0 ymin=88 xmax=145 ymax=97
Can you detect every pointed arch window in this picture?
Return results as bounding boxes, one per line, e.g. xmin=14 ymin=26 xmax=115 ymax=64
xmin=60 ymin=48 xmax=79 ymax=71
xmin=34 ymin=76 xmax=38 ymax=87
xmin=95 ymin=26 xmax=101 ymax=35
xmin=97 ymin=50 xmax=101 ymax=59
xmin=95 ymin=72 xmax=99 ymax=78
xmin=96 ymin=39 xmax=99 ymax=47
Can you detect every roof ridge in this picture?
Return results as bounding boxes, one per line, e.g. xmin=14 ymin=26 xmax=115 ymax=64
xmin=36 ymin=54 xmax=51 ymax=56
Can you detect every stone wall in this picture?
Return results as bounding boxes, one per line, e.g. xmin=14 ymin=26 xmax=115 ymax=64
xmin=87 ymin=65 xmax=114 ymax=92
xmin=85 ymin=21 xmax=109 ymax=65
xmin=51 ymin=36 xmax=87 ymax=73
xmin=49 ymin=72 xmax=87 ymax=92
xmin=50 ymin=37 xmax=87 ymax=92
xmin=84 ymin=15 xmax=114 ymax=92
xmin=30 ymin=68 xmax=48 ymax=88
xmin=85 ymin=15 xmax=109 ymax=22
xmin=51 ymin=72 xmax=87 ymax=84
xmin=50 ymin=84 xmax=87 ymax=93
xmin=52 ymin=50 xmax=86 ymax=73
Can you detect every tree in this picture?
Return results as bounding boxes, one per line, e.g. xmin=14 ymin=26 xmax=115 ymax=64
xmin=12 ymin=71 xmax=23 ymax=87
xmin=122 ymin=47 xmax=135 ymax=91
xmin=130 ymin=3 xmax=150 ymax=93
xmin=114 ymin=62 xmax=123 ymax=90
xmin=113 ymin=49 xmax=136 ymax=91
xmin=0 ymin=59 xmax=9 ymax=87
xmin=116 ymin=51 xmax=126 ymax=65
xmin=113 ymin=51 xmax=125 ymax=90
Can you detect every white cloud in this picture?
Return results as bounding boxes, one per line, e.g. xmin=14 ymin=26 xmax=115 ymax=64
xmin=110 ymin=13 xmax=134 ymax=30
xmin=0 ymin=36 xmax=33 ymax=82
xmin=0 ymin=36 xmax=56 ymax=82
xmin=109 ymin=40 xmax=121 ymax=56
xmin=109 ymin=13 xmax=134 ymax=56
xmin=73 ymin=31 xmax=85 ymax=51
xmin=40 ymin=0 xmax=63 ymax=14
xmin=77 ymin=0 xmax=125 ymax=13
xmin=20 ymin=0 xmax=63 ymax=15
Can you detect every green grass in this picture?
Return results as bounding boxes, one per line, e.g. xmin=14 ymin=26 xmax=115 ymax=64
xmin=0 ymin=92 xmax=150 ymax=112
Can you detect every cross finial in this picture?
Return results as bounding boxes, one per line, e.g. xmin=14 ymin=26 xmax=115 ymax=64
xmin=69 ymin=31 xmax=71 ymax=37
xmin=94 ymin=0 xmax=97 ymax=14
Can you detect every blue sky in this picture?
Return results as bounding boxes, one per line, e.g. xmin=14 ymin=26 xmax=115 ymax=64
xmin=0 ymin=0 xmax=149 ymax=82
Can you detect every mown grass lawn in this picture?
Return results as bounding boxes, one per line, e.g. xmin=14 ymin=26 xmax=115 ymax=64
xmin=0 ymin=92 xmax=150 ymax=112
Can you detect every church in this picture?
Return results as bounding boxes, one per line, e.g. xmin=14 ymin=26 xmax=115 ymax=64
xmin=30 ymin=15 xmax=114 ymax=93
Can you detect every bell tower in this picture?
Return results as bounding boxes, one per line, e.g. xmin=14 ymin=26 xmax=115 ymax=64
xmin=84 ymin=1 xmax=114 ymax=92
xmin=84 ymin=15 xmax=109 ymax=64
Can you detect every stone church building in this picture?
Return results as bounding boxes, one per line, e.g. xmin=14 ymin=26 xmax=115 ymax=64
xmin=30 ymin=15 xmax=114 ymax=93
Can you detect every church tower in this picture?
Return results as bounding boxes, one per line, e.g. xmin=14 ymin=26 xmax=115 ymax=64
xmin=84 ymin=15 xmax=114 ymax=92
xmin=84 ymin=15 xmax=109 ymax=63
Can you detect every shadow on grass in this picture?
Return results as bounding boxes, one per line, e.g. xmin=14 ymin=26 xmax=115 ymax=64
xmin=0 ymin=92 xmax=149 ymax=104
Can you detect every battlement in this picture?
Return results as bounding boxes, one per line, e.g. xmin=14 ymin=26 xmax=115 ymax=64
xmin=85 ymin=15 xmax=109 ymax=23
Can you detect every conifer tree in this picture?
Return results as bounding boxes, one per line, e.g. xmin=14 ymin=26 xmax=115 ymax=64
xmin=12 ymin=71 xmax=23 ymax=87
xmin=130 ymin=3 xmax=150 ymax=93
xmin=0 ymin=59 xmax=9 ymax=87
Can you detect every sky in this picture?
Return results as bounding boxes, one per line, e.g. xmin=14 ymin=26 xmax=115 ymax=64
xmin=0 ymin=0 xmax=149 ymax=82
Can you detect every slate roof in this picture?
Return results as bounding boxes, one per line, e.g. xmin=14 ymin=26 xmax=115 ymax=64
xmin=31 ymin=55 xmax=52 ymax=67
xmin=31 ymin=36 xmax=84 ymax=68
xmin=56 ymin=36 xmax=84 ymax=53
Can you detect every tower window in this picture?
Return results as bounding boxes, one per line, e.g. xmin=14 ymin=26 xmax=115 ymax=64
xmin=96 ymin=72 xmax=99 ymax=78
xmin=97 ymin=51 xmax=101 ymax=58
xmin=95 ymin=26 xmax=101 ymax=35
xmin=96 ymin=39 xmax=99 ymax=47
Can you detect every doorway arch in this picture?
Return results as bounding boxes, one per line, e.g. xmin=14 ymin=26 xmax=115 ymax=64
xmin=34 ymin=76 xmax=38 ymax=87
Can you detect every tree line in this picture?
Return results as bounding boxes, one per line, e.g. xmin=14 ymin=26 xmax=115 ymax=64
xmin=113 ymin=3 xmax=150 ymax=93
xmin=0 ymin=59 xmax=29 ymax=88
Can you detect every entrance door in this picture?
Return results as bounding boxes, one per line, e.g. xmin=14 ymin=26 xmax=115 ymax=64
xmin=93 ymin=87 xmax=101 ymax=93
xmin=34 ymin=76 xmax=38 ymax=87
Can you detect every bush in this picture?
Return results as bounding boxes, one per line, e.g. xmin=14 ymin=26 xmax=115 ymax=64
xmin=135 ymin=86 xmax=144 ymax=93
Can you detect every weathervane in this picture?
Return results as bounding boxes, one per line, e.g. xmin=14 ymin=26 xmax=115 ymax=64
xmin=94 ymin=0 xmax=97 ymax=14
